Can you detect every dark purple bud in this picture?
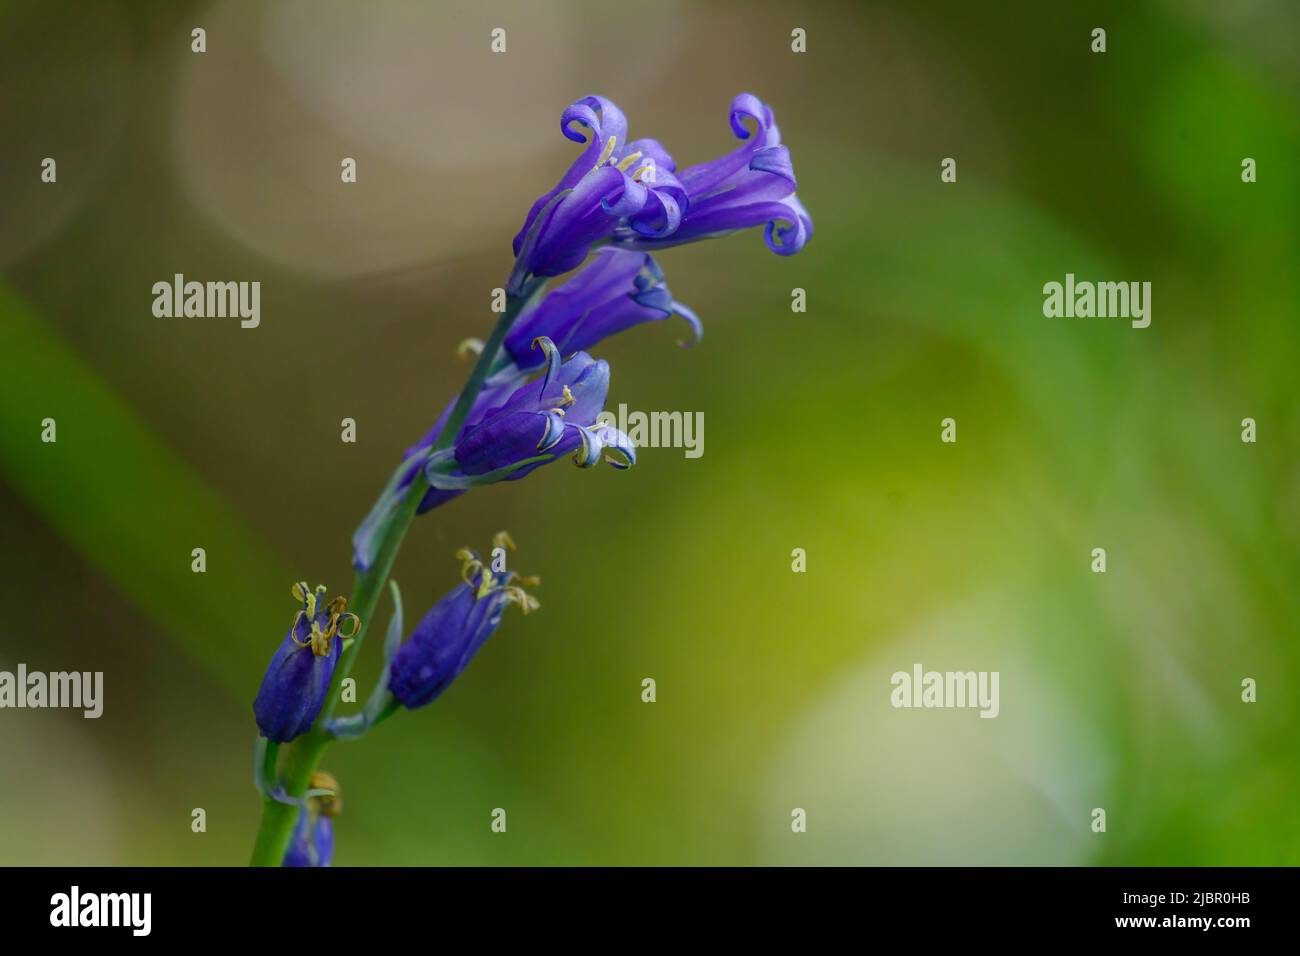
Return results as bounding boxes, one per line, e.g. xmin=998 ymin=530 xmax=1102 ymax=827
xmin=253 ymin=584 xmax=358 ymax=743
xmin=282 ymin=772 xmax=340 ymax=867
xmin=389 ymin=537 xmax=539 ymax=710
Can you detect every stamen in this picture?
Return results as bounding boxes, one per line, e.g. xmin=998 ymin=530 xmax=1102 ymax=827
xmin=615 ymin=151 xmax=643 ymax=171
xmin=456 ymin=547 xmax=484 ymax=588
xmin=493 ymin=531 xmax=517 ymax=553
xmin=289 ymin=610 xmax=310 ymax=647
xmin=309 ymin=771 xmax=342 ymax=818
xmin=503 ymin=586 xmax=540 ymax=614
xmin=559 ymin=385 xmax=576 ymax=407
xmin=306 ymin=585 xmax=326 ymax=620
xmin=308 ymin=621 xmax=334 ymax=657
xmin=286 ymin=585 xmax=356 ymax=657
xmin=457 ymin=337 xmax=484 ymax=360
xmin=594 ymin=135 xmax=618 ymax=169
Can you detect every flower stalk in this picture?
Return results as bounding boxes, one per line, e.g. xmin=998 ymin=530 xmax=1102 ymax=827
xmin=248 ymin=286 xmax=540 ymax=866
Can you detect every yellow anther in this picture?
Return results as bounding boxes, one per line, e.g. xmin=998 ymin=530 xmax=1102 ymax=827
xmin=559 ymin=385 xmax=576 ymax=407
xmin=309 ymin=771 xmax=342 ymax=818
xmin=323 ymin=596 xmax=360 ymax=644
xmin=292 ymin=618 xmax=334 ymax=657
xmin=456 ymin=547 xmax=484 ymax=588
xmin=594 ymin=135 xmax=618 ymax=169
xmin=493 ymin=531 xmax=517 ymax=553
xmin=616 ymin=151 xmax=643 ymax=171
xmin=288 ymin=586 xmax=358 ymax=657
xmin=630 ymin=163 xmax=656 ymax=183
xmin=503 ymin=586 xmax=540 ymax=614
xmin=457 ymin=337 xmax=484 ymax=360
xmin=308 ymin=585 xmax=326 ymax=619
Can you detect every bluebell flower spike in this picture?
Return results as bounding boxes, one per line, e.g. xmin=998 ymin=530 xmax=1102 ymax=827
xmin=257 ymin=90 xmax=815 ymax=868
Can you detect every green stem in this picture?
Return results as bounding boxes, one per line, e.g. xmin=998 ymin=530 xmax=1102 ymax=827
xmin=248 ymin=283 xmax=540 ymax=867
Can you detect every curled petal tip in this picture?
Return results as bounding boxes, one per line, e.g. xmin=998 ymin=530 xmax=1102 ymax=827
xmin=571 ymin=424 xmax=604 ymax=469
xmin=537 ymin=409 xmax=567 ymax=451
xmin=729 ymin=92 xmax=770 ymax=141
xmin=672 ymin=302 xmax=703 ymax=347
xmin=600 ymin=174 xmax=649 ymax=218
xmin=628 ymin=192 xmax=681 ymax=239
xmin=531 ymin=336 xmax=562 ymax=392
xmin=763 ymin=214 xmax=809 ymax=255
xmin=594 ymin=424 xmax=637 ymax=469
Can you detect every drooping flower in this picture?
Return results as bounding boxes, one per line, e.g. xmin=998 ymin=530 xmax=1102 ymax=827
xmin=423 ymin=338 xmax=636 ymax=489
xmin=617 ymin=92 xmax=812 ymax=257
xmin=511 ymin=95 xmax=687 ymax=285
xmin=253 ymin=584 xmax=359 ymax=743
xmin=353 ymin=255 xmax=672 ymax=568
xmin=351 ymin=340 xmax=637 ymax=571
xmin=282 ymin=772 xmax=340 ymax=867
xmin=417 ymin=250 xmax=693 ymax=496
xmin=503 ymin=247 xmax=701 ymax=369
xmin=388 ymin=534 xmax=539 ymax=709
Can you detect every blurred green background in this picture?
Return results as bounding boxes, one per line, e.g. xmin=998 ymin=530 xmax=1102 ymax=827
xmin=1 ymin=0 xmax=1297 ymax=865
